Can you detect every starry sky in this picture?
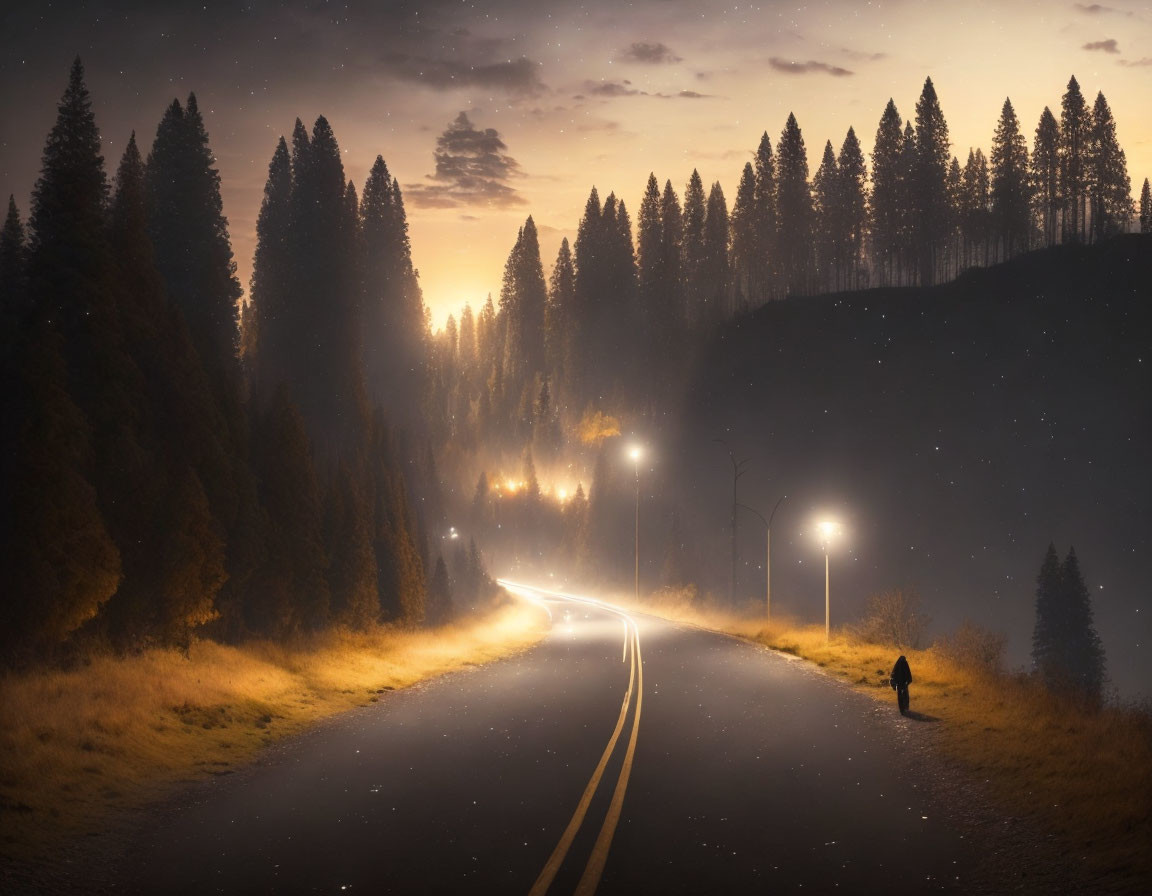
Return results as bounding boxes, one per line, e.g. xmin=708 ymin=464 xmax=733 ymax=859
xmin=2 ymin=0 xmax=1150 ymax=325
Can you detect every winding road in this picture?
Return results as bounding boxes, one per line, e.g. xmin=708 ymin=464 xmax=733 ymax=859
xmin=119 ymin=582 xmax=975 ymax=894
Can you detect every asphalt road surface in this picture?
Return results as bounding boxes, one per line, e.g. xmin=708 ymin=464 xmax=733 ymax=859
xmin=118 ymin=582 xmax=976 ymax=894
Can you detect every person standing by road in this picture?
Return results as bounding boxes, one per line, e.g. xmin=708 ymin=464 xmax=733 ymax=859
xmin=890 ymin=655 xmax=912 ymax=715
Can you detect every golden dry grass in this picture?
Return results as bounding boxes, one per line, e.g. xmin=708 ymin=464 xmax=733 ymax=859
xmin=640 ymin=597 xmax=1152 ymax=881
xmin=0 ymin=604 xmax=547 ymax=859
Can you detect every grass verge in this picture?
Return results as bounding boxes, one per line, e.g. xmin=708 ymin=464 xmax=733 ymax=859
xmin=637 ymin=592 xmax=1152 ymax=883
xmin=0 ymin=603 xmax=547 ymax=860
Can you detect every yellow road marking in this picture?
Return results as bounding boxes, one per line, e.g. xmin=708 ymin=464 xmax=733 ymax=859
xmin=527 ymin=620 xmax=635 ymax=896
xmin=501 ymin=582 xmax=645 ymax=896
xmin=574 ymin=626 xmax=642 ymax=896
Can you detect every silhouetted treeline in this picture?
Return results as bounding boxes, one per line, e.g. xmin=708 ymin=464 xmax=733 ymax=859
xmin=0 ymin=61 xmax=492 ymax=667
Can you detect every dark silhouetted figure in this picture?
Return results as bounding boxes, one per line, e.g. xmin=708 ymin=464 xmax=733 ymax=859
xmin=891 ymin=655 xmax=912 ymax=715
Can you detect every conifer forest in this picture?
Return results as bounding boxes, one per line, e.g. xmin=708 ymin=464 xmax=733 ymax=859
xmin=2 ymin=3 xmax=1151 ymax=892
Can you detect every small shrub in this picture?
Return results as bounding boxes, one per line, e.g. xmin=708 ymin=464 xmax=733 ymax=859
xmin=854 ymin=587 xmax=930 ymax=649
xmin=935 ymin=621 xmax=1006 ymax=675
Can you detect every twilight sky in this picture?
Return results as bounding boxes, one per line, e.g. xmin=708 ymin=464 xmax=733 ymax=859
xmin=2 ymin=0 xmax=1150 ymax=326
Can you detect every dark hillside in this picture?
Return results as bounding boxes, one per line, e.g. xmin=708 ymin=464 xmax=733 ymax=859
xmin=677 ymin=235 xmax=1152 ymax=697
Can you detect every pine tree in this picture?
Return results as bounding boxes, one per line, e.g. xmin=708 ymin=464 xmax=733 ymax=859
xmin=913 ymin=77 xmax=952 ymax=285
xmin=1 ymin=325 xmax=121 ymax=660
xmin=546 ymin=238 xmax=574 ymax=394
xmin=961 ymin=148 xmax=992 ymax=267
xmin=682 ymin=170 xmax=707 ymax=322
xmin=28 ymin=58 xmax=109 ymax=328
xmin=571 ymin=186 xmax=603 ymax=402
xmin=870 ymin=100 xmax=904 ymax=286
xmin=729 ymin=162 xmax=758 ymax=307
xmin=776 ymin=113 xmax=813 ymax=295
xmin=836 ymin=127 xmax=868 ymax=290
xmin=1060 ymin=75 xmax=1090 ymax=243
xmin=990 ymin=98 xmax=1032 ymax=259
xmin=637 ymin=173 xmax=665 ymax=343
xmin=701 ymin=181 xmax=731 ymax=321
xmin=897 ymin=121 xmax=919 ymax=280
xmin=502 ymin=216 xmax=547 ymax=394
xmin=425 ymin=555 xmax=454 ymax=626
xmin=249 ymin=388 xmax=330 ymax=636
xmin=812 ymin=140 xmax=840 ymax=292
xmin=1 ymin=196 xmax=28 ymax=324
xmin=249 ymin=137 xmax=293 ymax=397
xmin=1087 ymin=91 xmax=1133 ymax=241
xmin=752 ymin=132 xmax=778 ymax=300
xmin=946 ymin=156 xmax=963 ymax=279
xmin=1059 ymin=547 xmax=1107 ymax=700
xmin=1031 ymin=108 xmax=1061 ymax=247
xmin=658 ymin=179 xmax=685 ymax=339
xmin=146 ymin=94 xmax=242 ymax=375
xmin=325 ymin=460 xmax=380 ymax=629
xmin=1140 ymin=179 xmax=1151 ymax=234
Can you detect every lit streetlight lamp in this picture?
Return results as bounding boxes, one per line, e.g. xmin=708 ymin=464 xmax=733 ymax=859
xmin=817 ymin=519 xmax=841 ymax=642
xmin=628 ymin=445 xmax=643 ymax=601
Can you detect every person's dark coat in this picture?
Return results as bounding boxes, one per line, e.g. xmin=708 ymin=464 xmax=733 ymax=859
xmin=891 ymin=655 xmax=912 ymax=688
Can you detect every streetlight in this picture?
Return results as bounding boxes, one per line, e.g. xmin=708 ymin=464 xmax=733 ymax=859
xmin=816 ymin=519 xmax=841 ymax=642
xmin=628 ymin=444 xmax=643 ymax=601
xmin=737 ymin=494 xmax=786 ymax=620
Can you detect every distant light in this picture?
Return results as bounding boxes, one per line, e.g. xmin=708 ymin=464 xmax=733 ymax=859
xmin=817 ymin=519 xmax=841 ymax=544
xmin=628 ymin=445 xmax=643 ymax=461
xmin=557 ymin=488 xmax=568 ymax=501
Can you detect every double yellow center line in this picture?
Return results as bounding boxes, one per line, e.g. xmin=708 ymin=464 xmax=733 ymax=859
xmin=499 ymin=582 xmax=644 ymax=896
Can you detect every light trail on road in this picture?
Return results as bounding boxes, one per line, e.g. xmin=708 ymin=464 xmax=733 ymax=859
xmin=499 ymin=581 xmax=644 ymax=896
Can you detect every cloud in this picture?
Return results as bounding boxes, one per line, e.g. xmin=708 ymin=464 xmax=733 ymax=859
xmin=1074 ymin=3 xmax=1134 ymax=16
xmin=587 ymin=79 xmax=643 ymax=97
xmin=840 ymin=48 xmax=887 ymax=62
xmin=768 ymin=57 xmax=854 ymax=76
xmin=619 ymin=41 xmax=681 ymax=64
xmin=405 ymin=112 xmax=526 ymax=209
xmin=1082 ymin=38 xmax=1120 ymax=52
xmin=379 ymin=53 xmax=546 ymax=95
xmin=1119 ymin=56 xmax=1152 ymax=66
xmin=580 ymin=80 xmax=715 ymax=100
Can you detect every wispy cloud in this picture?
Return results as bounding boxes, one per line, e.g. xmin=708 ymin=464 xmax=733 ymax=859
xmin=768 ymin=57 xmax=854 ymax=76
xmin=379 ymin=53 xmax=546 ymax=95
xmin=619 ymin=41 xmax=682 ymax=64
xmin=1082 ymin=38 xmax=1120 ymax=52
xmin=579 ymin=80 xmax=713 ymax=99
xmin=1074 ymin=3 xmax=1134 ymax=16
xmin=840 ymin=48 xmax=887 ymax=62
xmin=405 ymin=112 xmax=526 ymax=209
xmin=1118 ymin=56 xmax=1152 ymax=66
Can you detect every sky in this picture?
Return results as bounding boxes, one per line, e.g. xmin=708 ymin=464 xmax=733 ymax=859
xmin=1 ymin=0 xmax=1151 ymax=327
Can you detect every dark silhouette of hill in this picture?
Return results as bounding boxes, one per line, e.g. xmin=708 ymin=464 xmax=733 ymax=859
xmin=675 ymin=235 xmax=1152 ymax=698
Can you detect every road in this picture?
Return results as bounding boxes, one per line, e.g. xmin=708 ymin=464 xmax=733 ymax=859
xmin=118 ymin=582 xmax=975 ymax=894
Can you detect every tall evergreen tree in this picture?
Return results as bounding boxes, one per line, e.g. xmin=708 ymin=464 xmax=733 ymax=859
xmin=812 ymin=140 xmax=840 ymax=292
xmin=1059 ymin=75 xmax=1090 ymax=243
xmin=28 ymin=58 xmax=109 ymax=328
xmin=729 ymin=163 xmax=758 ymax=307
xmin=912 ymin=77 xmax=952 ymax=285
xmin=1032 ymin=543 xmax=1063 ymax=683
xmin=1087 ymin=91 xmax=1133 ymax=241
xmin=701 ymin=181 xmax=730 ymax=321
xmin=0 ymin=196 xmax=28 ymax=323
xmin=546 ymin=238 xmax=574 ymax=397
xmin=836 ymin=127 xmax=868 ymax=290
xmin=682 ymin=170 xmax=707 ymax=323
xmin=425 ymin=555 xmax=453 ymax=626
xmin=1032 ymin=543 xmax=1107 ymax=701
xmin=752 ymin=132 xmax=778 ymax=300
xmin=659 ymin=179 xmax=685 ymax=336
xmin=325 ymin=460 xmax=380 ymax=629
xmin=502 ymin=215 xmax=547 ymax=394
xmin=1031 ymin=108 xmax=1061 ymax=247
xmin=897 ymin=121 xmax=919 ymax=280
xmin=249 ymin=137 xmax=293 ymax=396
xmin=146 ymin=94 xmax=242 ymax=375
xmin=990 ymin=98 xmax=1032 ymax=259
xmin=870 ymin=100 xmax=904 ymax=286
xmin=1140 ymin=178 xmax=1151 ymax=234
xmin=961 ymin=148 xmax=992 ymax=267
xmin=776 ymin=113 xmax=813 ymax=294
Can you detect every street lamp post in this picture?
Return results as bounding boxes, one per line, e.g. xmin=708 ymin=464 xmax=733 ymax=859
xmin=817 ymin=520 xmax=840 ymax=642
xmin=736 ymin=495 xmax=786 ymax=620
xmin=629 ymin=445 xmax=643 ymax=601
